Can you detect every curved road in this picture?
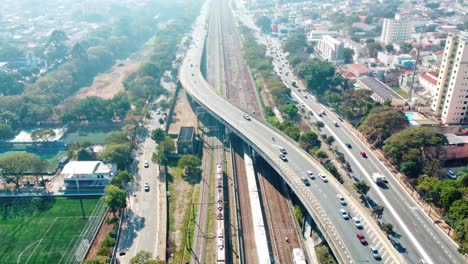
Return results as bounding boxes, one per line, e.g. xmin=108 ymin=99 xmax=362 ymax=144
xmin=179 ymin=1 xmax=401 ymax=263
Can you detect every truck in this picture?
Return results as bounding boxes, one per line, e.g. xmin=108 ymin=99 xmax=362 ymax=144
xmin=372 ymin=173 xmax=387 ymax=183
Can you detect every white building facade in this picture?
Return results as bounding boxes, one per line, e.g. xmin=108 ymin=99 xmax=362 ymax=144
xmin=380 ymin=13 xmax=412 ymax=44
xmin=316 ymin=35 xmax=344 ymax=64
xmin=432 ymin=32 xmax=468 ymax=124
xmin=62 ymin=161 xmax=117 ymax=192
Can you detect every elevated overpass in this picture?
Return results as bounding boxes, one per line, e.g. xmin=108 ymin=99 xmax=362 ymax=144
xmin=178 ymin=1 xmax=401 ymax=263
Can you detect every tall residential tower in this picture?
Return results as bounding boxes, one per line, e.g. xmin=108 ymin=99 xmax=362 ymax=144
xmin=432 ymin=32 xmax=468 ymax=124
xmin=380 ymin=13 xmax=412 ymax=44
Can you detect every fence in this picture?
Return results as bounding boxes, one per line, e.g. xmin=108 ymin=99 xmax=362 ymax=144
xmin=62 ymin=198 xmax=108 ymax=264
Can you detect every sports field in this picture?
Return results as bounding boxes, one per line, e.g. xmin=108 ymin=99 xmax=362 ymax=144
xmin=0 ymin=197 xmax=99 ymax=264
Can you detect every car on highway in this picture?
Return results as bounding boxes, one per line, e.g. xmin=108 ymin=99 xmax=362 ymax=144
xmin=144 ymin=182 xmax=150 ymax=192
xmin=279 ymin=154 xmax=288 ymax=161
xmin=301 ymin=177 xmax=310 ymax=186
xmin=319 ymin=174 xmax=328 ymax=182
xmin=448 ymin=170 xmax=457 ymax=179
xmin=334 ymin=121 xmax=339 ymax=127
xmin=339 ymin=209 xmax=350 ymax=220
xmin=370 ymin=245 xmax=381 ymax=259
xmin=279 ymin=147 xmax=287 ymax=155
xmin=320 ymin=110 xmax=326 ymax=115
xmin=353 ymin=217 xmax=363 ymax=229
xmin=243 ymin=114 xmax=252 ymax=121
xmin=144 ymin=161 xmax=149 ymax=168
xmin=360 ymin=151 xmax=367 ymax=158
xmin=356 ymin=233 xmax=367 ymax=245
xmin=307 ymin=170 xmax=315 ymax=179
xmin=346 ymin=143 xmax=352 ymax=148
xmin=337 ymin=194 xmax=346 ymax=205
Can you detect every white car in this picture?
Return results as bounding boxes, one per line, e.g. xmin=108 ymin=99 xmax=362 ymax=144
xmin=307 ymin=170 xmax=315 ymax=179
xmin=339 ymin=209 xmax=349 ymax=220
xmin=144 ymin=161 xmax=149 ymax=168
xmin=370 ymin=245 xmax=381 ymax=259
xmin=353 ymin=217 xmax=363 ymax=229
xmin=144 ymin=182 xmax=150 ymax=192
xmin=243 ymin=114 xmax=252 ymax=121
xmin=279 ymin=154 xmax=288 ymax=161
xmin=319 ymin=174 xmax=328 ymax=182
xmin=337 ymin=194 xmax=346 ymax=205
xmin=448 ymin=170 xmax=457 ymax=179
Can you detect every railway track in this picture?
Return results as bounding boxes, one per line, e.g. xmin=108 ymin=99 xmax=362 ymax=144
xmin=256 ymin=158 xmax=302 ymax=264
xmin=205 ymin=0 xmax=304 ymax=263
xmin=232 ymin=136 xmax=258 ymax=263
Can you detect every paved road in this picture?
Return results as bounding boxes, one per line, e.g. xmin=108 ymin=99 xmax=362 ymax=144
xmin=253 ymin=23 xmax=467 ymax=264
xmin=178 ymin=2 xmax=401 ymax=263
xmin=117 ymin=110 xmax=164 ymax=263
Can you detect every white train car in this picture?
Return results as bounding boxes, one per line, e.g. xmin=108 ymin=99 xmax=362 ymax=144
xmin=292 ymin=248 xmax=306 ymax=264
xmin=216 ymin=163 xmax=226 ymax=263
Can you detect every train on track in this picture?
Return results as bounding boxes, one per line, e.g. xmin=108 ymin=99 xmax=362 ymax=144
xmin=216 ymin=163 xmax=226 ymax=263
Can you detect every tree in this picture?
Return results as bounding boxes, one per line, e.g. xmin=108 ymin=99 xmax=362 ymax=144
xmin=0 ymin=72 xmax=24 ymax=95
xmin=446 ymin=199 xmax=468 ymax=226
xmin=299 ymin=131 xmax=321 ymax=152
xmin=314 ymin=121 xmax=325 ymax=130
xmin=31 ymin=128 xmax=56 ymax=142
xmin=382 ymin=223 xmax=395 ymax=235
xmin=325 ymin=136 xmax=335 ymax=145
xmin=151 ymin=129 xmax=165 ymax=143
xmin=382 ymin=128 xmax=447 ymax=176
xmin=255 ymin=16 xmax=272 ymax=33
xmin=440 ymin=187 xmax=462 ymax=209
xmin=110 ymin=171 xmax=133 ymax=187
xmin=354 ymin=181 xmax=371 ymax=197
xmin=105 ymin=131 xmax=130 ymax=145
xmin=385 ymin=44 xmax=394 ymax=53
xmin=298 ymin=59 xmax=336 ymax=94
xmin=373 ymin=206 xmax=385 ymax=219
xmin=343 ymin=48 xmax=355 ymax=64
xmin=279 ymin=102 xmax=298 ymax=119
xmin=366 ymin=42 xmax=382 ymax=58
xmin=0 ymin=152 xmax=48 ymax=188
xmin=359 ymin=106 xmax=409 ymax=147
xmin=0 ymin=123 xmax=14 ymax=140
xmin=100 ymin=143 xmax=133 ymax=170
xmin=338 ymin=90 xmax=376 ymax=124
xmin=283 ymin=33 xmax=307 ymax=54
xmin=83 ymin=256 xmax=109 ymax=264
xmin=103 ymin=185 xmax=127 ymax=217
xmin=139 ymin=63 xmax=161 ymax=79
xmin=399 ymin=160 xmax=419 ymax=178
xmin=153 ymin=136 xmax=175 ymax=166
xmin=178 ymin=154 xmax=201 ymax=179
xmin=130 ymin=250 xmax=163 ymax=264
xmin=399 ymin=43 xmax=413 ymax=54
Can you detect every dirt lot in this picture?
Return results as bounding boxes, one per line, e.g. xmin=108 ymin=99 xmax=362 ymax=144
xmin=73 ymin=39 xmax=154 ymax=100
xmin=167 ymin=90 xmax=198 ymax=136
xmin=74 ymin=59 xmax=140 ymax=100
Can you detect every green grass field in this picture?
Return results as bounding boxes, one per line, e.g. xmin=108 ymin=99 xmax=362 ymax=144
xmin=0 ymin=197 xmax=99 ymax=264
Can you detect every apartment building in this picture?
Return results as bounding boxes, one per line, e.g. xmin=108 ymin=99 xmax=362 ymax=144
xmin=316 ymin=35 xmax=344 ymax=64
xmin=432 ymin=32 xmax=468 ymax=124
xmin=380 ymin=13 xmax=412 ymax=44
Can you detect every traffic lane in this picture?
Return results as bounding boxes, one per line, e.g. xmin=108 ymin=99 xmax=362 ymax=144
xmin=286 ymin=149 xmax=384 ymax=263
xmin=306 ymin=107 xmax=464 ymax=263
xmin=292 ymin=94 xmax=438 ymax=262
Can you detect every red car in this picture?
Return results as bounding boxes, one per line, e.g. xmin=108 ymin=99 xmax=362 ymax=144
xmin=357 ymin=233 xmax=367 ymax=245
xmin=360 ymin=151 xmax=367 ymax=158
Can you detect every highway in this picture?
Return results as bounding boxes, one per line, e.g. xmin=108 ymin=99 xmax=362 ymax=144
xmin=179 ymin=1 xmax=401 ymax=263
xmin=249 ymin=18 xmax=467 ymax=264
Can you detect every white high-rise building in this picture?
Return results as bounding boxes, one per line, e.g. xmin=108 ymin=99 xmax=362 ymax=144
xmin=380 ymin=13 xmax=412 ymax=44
xmin=432 ymin=32 xmax=468 ymax=124
xmin=316 ymin=35 xmax=344 ymax=64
